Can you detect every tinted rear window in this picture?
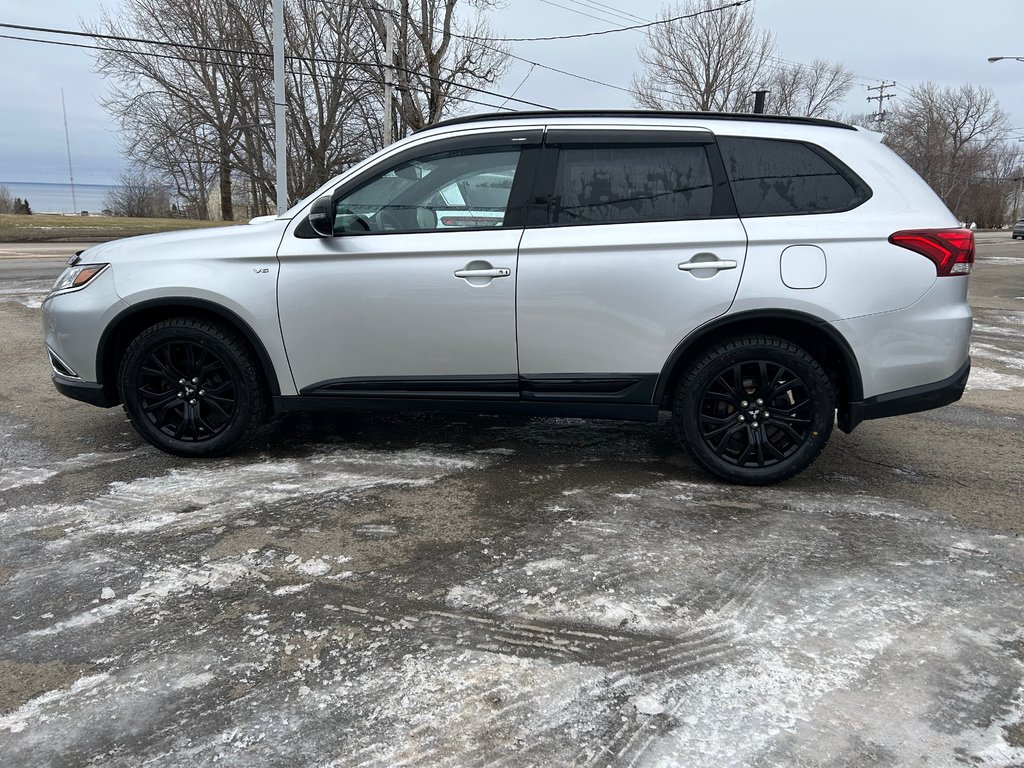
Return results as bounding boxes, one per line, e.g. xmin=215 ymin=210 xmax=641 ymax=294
xmin=717 ymin=137 xmax=870 ymax=217
xmin=551 ymin=144 xmax=714 ymax=225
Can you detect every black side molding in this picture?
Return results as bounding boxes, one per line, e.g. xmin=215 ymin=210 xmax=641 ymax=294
xmin=273 ymin=395 xmax=659 ymax=423
xmin=302 ymin=375 xmax=518 ymax=400
xmin=520 ymin=374 xmax=658 ymax=404
xmin=839 ymin=358 xmax=970 ymax=433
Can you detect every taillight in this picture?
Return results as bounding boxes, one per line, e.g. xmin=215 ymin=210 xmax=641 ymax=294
xmin=888 ymin=228 xmax=975 ymax=276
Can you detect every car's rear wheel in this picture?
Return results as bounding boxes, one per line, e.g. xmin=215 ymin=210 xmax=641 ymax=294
xmin=673 ymin=336 xmax=835 ymax=485
xmin=118 ymin=317 xmax=266 ymax=456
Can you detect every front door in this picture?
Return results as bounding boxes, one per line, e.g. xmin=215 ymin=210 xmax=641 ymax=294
xmin=277 ymin=131 xmax=540 ymax=399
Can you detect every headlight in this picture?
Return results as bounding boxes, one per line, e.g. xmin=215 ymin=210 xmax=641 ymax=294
xmin=50 ymin=264 xmax=109 ymax=294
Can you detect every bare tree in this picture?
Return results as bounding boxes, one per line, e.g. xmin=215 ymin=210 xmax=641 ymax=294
xmin=0 ymin=185 xmax=13 ymax=214
xmin=222 ymin=0 xmax=386 ymax=207
xmin=106 ymin=166 xmax=173 ymax=218
xmin=766 ymin=59 xmax=855 ymax=119
xmin=964 ymin=143 xmax=1022 ymax=227
xmin=90 ymin=0 xmax=509 ymax=217
xmin=359 ymin=0 xmax=511 ymax=135
xmin=884 ymin=82 xmax=1016 ymax=223
xmin=631 ymin=0 xmax=775 ymax=112
xmin=631 ymin=2 xmax=853 ymax=118
xmin=91 ymin=0 xmax=253 ymax=219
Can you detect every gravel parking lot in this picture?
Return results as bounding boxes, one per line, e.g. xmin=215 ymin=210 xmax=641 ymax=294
xmin=1 ymin=235 xmax=1022 ymax=766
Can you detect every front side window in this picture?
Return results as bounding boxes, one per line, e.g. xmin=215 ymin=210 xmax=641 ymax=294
xmin=334 ymin=148 xmax=522 ymax=233
xmin=717 ymin=136 xmax=870 ymax=217
xmin=550 ymin=144 xmax=714 ymax=225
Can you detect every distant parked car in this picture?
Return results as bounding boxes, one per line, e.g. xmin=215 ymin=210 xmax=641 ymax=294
xmin=42 ymin=110 xmax=975 ymax=484
xmin=1012 ymin=219 xmax=1024 ymax=239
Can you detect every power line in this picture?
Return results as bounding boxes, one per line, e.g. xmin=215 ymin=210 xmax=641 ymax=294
xmin=0 ymin=31 xmax=267 ymax=69
xmin=0 ymin=30 xmax=529 ymax=114
xmin=538 ymin=0 xmax=637 ymax=27
xmin=314 ymin=0 xmax=635 ymax=96
xmin=571 ymin=0 xmax=649 ymax=24
xmin=484 ymin=0 xmax=752 ymax=43
xmin=0 ymin=20 xmax=553 ymax=110
xmin=494 ymin=48 xmax=633 ymax=95
xmin=496 ymin=63 xmax=535 ymax=111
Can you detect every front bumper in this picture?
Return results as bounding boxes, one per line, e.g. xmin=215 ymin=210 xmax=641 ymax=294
xmin=52 ymin=374 xmax=118 ymax=408
xmin=839 ymin=358 xmax=970 ymax=433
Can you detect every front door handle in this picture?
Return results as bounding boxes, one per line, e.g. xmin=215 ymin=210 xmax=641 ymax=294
xmin=454 ymin=267 xmax=511 ymax=279
xmin=678 ymin=259 xmax=737 ymax=272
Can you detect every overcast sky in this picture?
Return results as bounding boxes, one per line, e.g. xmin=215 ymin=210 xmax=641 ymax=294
xmin=0 ymin=0 xmax=1021 ymax=185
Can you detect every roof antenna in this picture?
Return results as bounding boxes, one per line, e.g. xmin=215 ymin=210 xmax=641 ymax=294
xmin=61 ymin=88 xmax=78 ymax=214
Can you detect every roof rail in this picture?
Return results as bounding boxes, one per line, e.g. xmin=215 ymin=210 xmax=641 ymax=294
xmin=421 ymin=109 xmax=856 ymax=133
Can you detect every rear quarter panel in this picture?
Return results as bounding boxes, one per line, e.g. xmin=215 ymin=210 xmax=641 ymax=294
xmin=721 ymin=124 xmax=958 ymax=321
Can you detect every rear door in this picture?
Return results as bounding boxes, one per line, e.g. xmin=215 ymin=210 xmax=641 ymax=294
xmin=515 ymin=127 xmax=747 ymax=403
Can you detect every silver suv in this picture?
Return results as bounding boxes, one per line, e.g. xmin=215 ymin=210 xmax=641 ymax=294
xmin=42 ymin=111 xmax=974 ymax=484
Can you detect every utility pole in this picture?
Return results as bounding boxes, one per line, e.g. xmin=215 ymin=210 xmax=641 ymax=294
xmin=866 ymin=81 xmax=897 ymax=124
xmin=60 ymin=88 xmax=77 ymax=214
xmin=383 ymin=3 xmax=395 ymax=146
xmin=273 ymin=0 xmax=287 ymax=215
xmin=1013 ymin=175 xmax=1023 ymax=222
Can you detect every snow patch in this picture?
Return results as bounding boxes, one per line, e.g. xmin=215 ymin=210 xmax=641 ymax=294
xmin=3 ymin=447 xmax=484 ymax=540
xmin=287 ymin=558 xmax=334 ymax=577
xmin=972 ymin=342 xmax=1024 ymax=369
xmin=522 ymin=558 xmax=567 ymax=573
xmin=967 ymin=367 xmax=1024 ymax=390
xmin=26 ymin=560 xmax=265 ymax=637
xmin=0 ymin=672 xmax=111 ymax=734
xmin=273 ymin=584 xmax=312 ymax=596
xmin=0 ymin=450 xmax=143 ymax=492
xmin=0 ymin=466 xmax=57 ymax=492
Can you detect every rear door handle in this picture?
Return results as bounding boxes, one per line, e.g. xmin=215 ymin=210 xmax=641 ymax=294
xmin=677 ymin=259 xmax=737 ymax=272
xmin=454 ymin=267 xmax=511 ymax=279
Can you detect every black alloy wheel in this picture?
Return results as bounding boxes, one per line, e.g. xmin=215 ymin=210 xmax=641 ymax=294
xmin=119 ymin=317 xmax=266 ymax=456
xmin=674 ymin=336 xmax=835 ymax=485
xmin=135 ymin=340 xmax=237 ymax=442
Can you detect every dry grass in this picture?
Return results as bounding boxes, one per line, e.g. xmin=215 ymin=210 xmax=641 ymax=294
xmin=0 ymin=214 xmax=237 ymax=243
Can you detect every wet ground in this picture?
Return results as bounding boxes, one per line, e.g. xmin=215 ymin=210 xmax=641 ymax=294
xmin=1 ymin=235 xmax=1023 ymax=766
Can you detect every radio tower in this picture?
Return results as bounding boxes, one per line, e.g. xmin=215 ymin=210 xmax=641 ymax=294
xmin=61 ymin=88 xmax=78 ymax=214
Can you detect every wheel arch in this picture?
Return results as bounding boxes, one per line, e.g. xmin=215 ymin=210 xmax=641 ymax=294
xmin=96 ymin=298 xmax=283 ymax=404
xmin=656 ymin=310 xmax=863 ymax=426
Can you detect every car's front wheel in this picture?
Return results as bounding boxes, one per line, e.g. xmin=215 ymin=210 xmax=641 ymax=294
xmin=673 ymin=336 xmax=835 ymax=485
xmin=118 ymin=317 xmax=266 ymax=456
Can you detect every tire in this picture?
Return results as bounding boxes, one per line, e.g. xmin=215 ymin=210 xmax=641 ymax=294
xmin=672 ymin=336 xmax=835 ymax=485
xmin=118 ymin=317 xmax=266 ymax=457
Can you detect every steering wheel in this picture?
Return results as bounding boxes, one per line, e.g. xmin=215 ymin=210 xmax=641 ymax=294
xmin=335 ymin=207 xmax=371 ymax=233
xmin=376 ymin=208 xmax=404 ymax=232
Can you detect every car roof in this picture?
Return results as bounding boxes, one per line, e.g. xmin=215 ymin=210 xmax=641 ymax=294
xmin=422 ymin=109 xmax=856 ymax=133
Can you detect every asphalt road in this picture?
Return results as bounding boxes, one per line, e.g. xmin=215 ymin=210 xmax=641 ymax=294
xmin=1 ymin=234 xmax=1022 ymax=766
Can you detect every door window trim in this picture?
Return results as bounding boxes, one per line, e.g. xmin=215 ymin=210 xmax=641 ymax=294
xmin=294 ymin=130 xmax=543 ymax=239
xmin=525 ymin=129 xmax=738 ymax=228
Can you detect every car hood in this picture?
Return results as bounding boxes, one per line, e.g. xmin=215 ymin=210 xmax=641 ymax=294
xmin=74 ymin=218 xmax=292 ymax=266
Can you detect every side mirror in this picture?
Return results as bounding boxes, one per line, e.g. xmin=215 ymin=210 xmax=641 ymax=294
xmin=307 ymin=195 xmax=335 ymax=237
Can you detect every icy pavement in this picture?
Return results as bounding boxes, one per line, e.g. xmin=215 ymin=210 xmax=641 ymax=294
xmin=1 ymin=425 xmax=1023 ymax=767
xmin=969 ymin=308 xmax=1024 ymax=391
xmin=0 ymin=276 xmax=49 ymax=309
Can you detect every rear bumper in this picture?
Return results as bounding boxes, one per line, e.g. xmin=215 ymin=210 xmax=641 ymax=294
xmin=52 ymin=375 xmax=118 ymax=408
xmin=839 ymin=358 xmax=970 ymax=433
